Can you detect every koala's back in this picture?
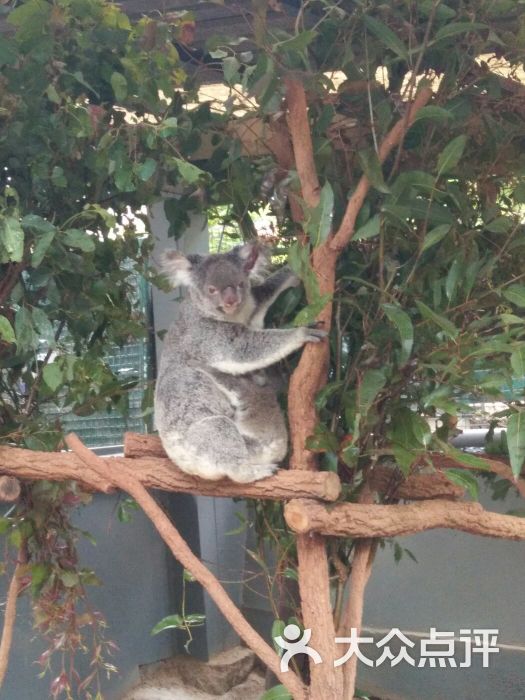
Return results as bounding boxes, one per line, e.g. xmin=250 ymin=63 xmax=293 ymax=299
xmin=155 ymin=301 xmax=234 ymax=434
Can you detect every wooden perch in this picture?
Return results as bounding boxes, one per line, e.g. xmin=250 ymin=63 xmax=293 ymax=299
xmin=123 ymin=432 xmax=340 ymax=500
xmin=430 ymin=453 xmax=525 ymax=499
xmin=65 ymin=434 xmax=306 ymax=700
xmin=369 ymin=466 xmax=464 ymax=500
xmin=0 ymin=440 xmax=341 ymax=503
xmin=284 ymin=498 xmax=525 ymax=541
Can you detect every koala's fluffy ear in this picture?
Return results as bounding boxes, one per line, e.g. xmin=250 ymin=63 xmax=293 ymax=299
xmin=236 ymin=242 xmax=269 ymax=281
xmin=159 ymin=250 xmax=201 ymax=287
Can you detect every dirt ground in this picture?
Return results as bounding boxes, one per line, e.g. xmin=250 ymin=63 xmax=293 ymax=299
xmin=121 ymin=647 xmax=266 ymax=700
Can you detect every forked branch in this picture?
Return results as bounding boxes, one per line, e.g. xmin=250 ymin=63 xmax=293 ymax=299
xmin=64 ymin=434 xmax=307 ymax=700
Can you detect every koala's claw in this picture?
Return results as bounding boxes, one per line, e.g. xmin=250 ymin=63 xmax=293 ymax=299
xmin=302 ymin=326 xmax=328 ymax=343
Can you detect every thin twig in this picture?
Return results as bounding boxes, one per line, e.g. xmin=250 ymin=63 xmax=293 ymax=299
xmin=0 ymin=555 xmax=23 ymax=689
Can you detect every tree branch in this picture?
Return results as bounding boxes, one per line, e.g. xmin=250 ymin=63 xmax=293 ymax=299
xmin=284 ymin=498 xmax=525 ymax=540
xmin=330 ymin=86 xmax=433 ymax=252
xmin=0 ymin=558 xmax=22 ymax=689
xmin=0 ymin=441 xmax=341 ymax=503
xmin=284 ymin=78 xmax=343 ymax=698
xmin=65 ymin=434 xmax=307 ymax=700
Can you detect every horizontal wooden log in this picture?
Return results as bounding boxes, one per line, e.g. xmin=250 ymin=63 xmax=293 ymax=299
xmin=124 ymin=432 xmax=167 ymax=458
xmin=369 ymin=466 xmax=464 ymax=500
xmin=430 ymin=453 xmax=525 ymax=499
xmin=0 ymin=444 xmax=341 ymax=502
xmin=284 ymin=498 xmax=525 ymax=541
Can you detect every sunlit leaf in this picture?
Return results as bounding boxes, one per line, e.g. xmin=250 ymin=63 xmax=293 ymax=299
xmin=0 ymin=316 xmax=16 ymax=344
xmin=507 ymin=412 xmax=525 ymax=479
xmin=503 ymin=284 xmax=525 ymax=308
xmin=63 ymin=229 xmax=95 ymax=252
xmin=354 ymin=214 xmax=381 ymax=241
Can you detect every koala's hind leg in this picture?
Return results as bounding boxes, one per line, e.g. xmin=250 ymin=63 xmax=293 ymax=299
xmin=179 ymin=416 xmax=277 ymax=483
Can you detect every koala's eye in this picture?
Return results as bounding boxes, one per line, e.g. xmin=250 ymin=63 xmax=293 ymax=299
xmin=208 ymin=285 xmax=217 ymax=294
xmin=238 ymin=281 xmax=245 ymax=289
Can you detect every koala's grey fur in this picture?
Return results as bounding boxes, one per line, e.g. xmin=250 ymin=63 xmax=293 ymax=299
xmin=154 ymin=243 xmax=326 ymax=483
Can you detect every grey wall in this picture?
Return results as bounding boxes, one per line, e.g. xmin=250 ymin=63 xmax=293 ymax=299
xmin=1 ymin=492 xmax=178 ymax=700
xmin=358 ymin=479 xmax=525 ymax=700
xmin=149 ymin=199 xmax=248 ymax=659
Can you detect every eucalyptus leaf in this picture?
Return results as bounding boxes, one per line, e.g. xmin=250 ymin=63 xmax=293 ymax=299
xmin=43 ymin=363 xmax=63 ymax=392
xmin=363 ymin=15 xmax=409 ymax=61
xmin=358 ymin=369 xmax=387 ymax=415
xmin=436 ymin=135 xmax=467 ymax=176
xmin=382 ymin=303 xmax=413 ymax=363
xmin=151 ymin=615 xmax=185 ymax=635
xmin=292 ymin=293 xmax=331 ymax=326
xmin=358 ymin=148 xmax=390 ymax=194
xmin=507 ymin=412 xmax=525 ymax=479
xmin=0 ymin=217 xmax=24 ymax=262
xmin=174 ymin=158 xmax=205 ymax=184
xmin=434 ymin=21 xmax=487 ymax=41
xmin=0 ymin=316 xmax=16 ymax=344
xmin=110 ymin=71 xmax=127 ymax=101
xmin=413 ymin=106 xmax=453 ymax=122
xmin=416 ymin=300 xmax=458 ymax=339
xmin=354 ymin=214 xmax=381 ymax=241
xmin=306 ymin=181 xmax=334 ymax=246
xmin=503 ymin=284 xmax=525 ymax=308
xmin=260 ymin=686 xmax=292 ymax=700
xmin=421 ymin=224 xmax=451 ymax=252
xmin=444 ymin=469 xmax=479 ymax=500
xmin=510 ymin=347 xmax=525 ymax=378
xmin=63 ymin=229 xmax=96 ymax=252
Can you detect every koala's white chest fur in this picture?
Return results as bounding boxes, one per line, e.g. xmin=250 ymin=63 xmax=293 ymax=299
xmin=154 ymin=243 xmax=326 ymax=482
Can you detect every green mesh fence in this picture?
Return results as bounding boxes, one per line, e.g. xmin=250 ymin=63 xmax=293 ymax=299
xmin=44 ymin=276 xmax=153 ymax=448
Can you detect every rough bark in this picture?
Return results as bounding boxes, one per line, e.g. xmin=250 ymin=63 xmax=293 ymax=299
xmin=369 ymin=466 xmax=464 ymax=500
xmin=284 ymin=80 xmax=434 ymax=698
xmin=340 ymin=540 xmax=376 ymax=698
xmin=430 ymin=453 xmax=525 ymax=499
xmin=0 ymin=443 xmax=341 ymax=503
xmin=284 ymin=498 xmax=525 ymax=540
xmin=65 ymin=434 xmax=307 ymax=700
xmin=285 ymin=78 xmax=343 ymax=698
xmin=0 ymin=560 xmax=21 ymax=690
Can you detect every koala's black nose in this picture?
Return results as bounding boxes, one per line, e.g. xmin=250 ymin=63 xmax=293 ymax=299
xmin=222 ymin=286 xmax=239 ymax=308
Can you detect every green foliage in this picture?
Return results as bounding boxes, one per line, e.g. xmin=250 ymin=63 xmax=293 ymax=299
xmin=198 ymin=0 xmax=525 ymax=638
xmin=3 ymin=0 xmax=525 ymax=694
xmin=0 ymin=0 xmax=211 ymax=695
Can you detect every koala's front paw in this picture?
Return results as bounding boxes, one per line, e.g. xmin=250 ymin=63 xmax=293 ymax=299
xmin=301 ymin=326 xmax=328 ymax=343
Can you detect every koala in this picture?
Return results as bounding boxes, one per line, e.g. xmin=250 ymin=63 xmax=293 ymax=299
xmin=154 ymin=243 xmax=326 ymax=483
